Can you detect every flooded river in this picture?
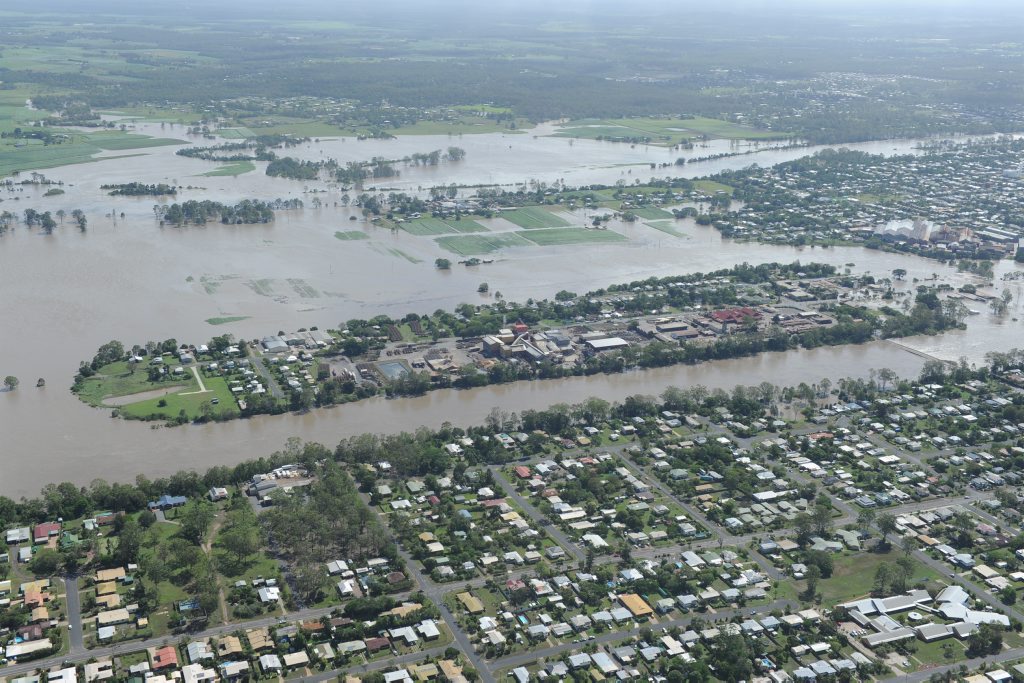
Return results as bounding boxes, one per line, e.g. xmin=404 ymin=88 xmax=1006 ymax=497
xmin=0 ymin=124 xmax=1020 ymax=496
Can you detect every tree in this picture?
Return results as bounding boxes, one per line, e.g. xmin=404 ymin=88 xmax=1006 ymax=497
xmin=115 ymin=518 xmax=144 ymax=566
xmin=802 ymin=564 xmax=821 ymax=601
xmin=876 ymin=512 xmax=897 ymax=548
xmin=435 ymin=258 xmax=451 ymax=270
xmin=179 ymin=501 xmax=215 ymax=544
xmin=793 ymin=513 xmax=814 ymax=547
xmin=812 ymin=504 xmax=833 ymax=537
xmin=892 ymin=268 xmax=907 ymax=281
xmin=858 ymin=507 xmax=877 ymax=536
xmin=30 ymin=548 xmax=61 ymax=575
xmin=477 ymin=282 xmax=489 ymax=293
xmin=219 ymin=520 xmax=259 ymax=574
xmin=967 ymin=623 xmax=1004 ymax=657
xmin=3 ymin=376 xmax=18 ymax=391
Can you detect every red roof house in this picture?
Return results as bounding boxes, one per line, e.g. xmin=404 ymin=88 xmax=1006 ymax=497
xmin=152 ymin=645 xmax=179 ymax=670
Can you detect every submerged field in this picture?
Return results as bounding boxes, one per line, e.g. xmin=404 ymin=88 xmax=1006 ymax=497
xmin=551 ymin=117 xmax=790 ymax=145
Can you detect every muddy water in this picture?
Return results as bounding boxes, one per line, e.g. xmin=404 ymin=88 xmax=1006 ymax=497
xmin=0 ymin=342 xmax=924 ymax=498
xmin=0 ymin=124 xmax=1020 ymax=496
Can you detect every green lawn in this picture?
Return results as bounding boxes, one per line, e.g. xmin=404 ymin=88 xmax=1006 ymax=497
xmin=200 ymin=161 xmax=256 ymax=176
xmin=435 ymin=233 xmax=533 ymax=255
xmin=117 ymin=374 xmax=240 ymax=421
xmin=518 ymin=228 xmax=628 ymax=246
xmin=334 ymin=230 xmax=369 ymax=241
xmin=908 ymin=638 xmax=965 ymax=669
xmin=816 ymin=551 xmax=943 ymax=606
xmin=500 ymin=206 xmax=571 ymax=229
xmin=74 ymin=361 xmax=194 ymax=407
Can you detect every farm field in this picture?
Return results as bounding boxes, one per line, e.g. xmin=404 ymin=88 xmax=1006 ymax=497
xmin=499 ymin=206 xmax=572 ymax=229
xmin=434 ymin=232 xmax=533 ymax=255
xmin=0 ymin=130 xmax=184 ymax=176
xmin=398 ymin=217 xmax=490 ymax=236
xmin=518 ymin=227 xmax=628 ymax=246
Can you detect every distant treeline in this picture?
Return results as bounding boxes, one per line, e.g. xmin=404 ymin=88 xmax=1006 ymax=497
xmin=156 ymin=198 xmax=302 ymax=226
xmin=101 ymin=182 xmax=176 ymax=196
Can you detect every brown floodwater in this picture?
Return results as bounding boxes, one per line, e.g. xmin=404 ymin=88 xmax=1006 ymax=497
xmin=0 ymin=124 xmax=1020 ymax=496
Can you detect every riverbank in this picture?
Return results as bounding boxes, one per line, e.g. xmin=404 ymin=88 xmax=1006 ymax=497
xmin=0 ymin=340 xmax=925 ymax=498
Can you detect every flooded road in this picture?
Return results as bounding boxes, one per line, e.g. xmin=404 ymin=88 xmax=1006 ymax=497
xmin=0 ymin=124 xmax=1020 ymax=496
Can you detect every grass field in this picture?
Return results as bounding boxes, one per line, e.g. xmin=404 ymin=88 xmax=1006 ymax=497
xmin=74 ymin=361 xmax=193 ymax=407
xmin=435 ymin=233 xmax=533 ymax=255
xmin=518 ymin=227 xmax=628 ymax=246
xmin=205 ymin=316 xmax=250 ymax=325
xmin=398 ymin=216 xmax=489 ymax=236
xmin=693 ymin=179 xmax=735 ymax=195
xmin=334 ymin=230 xmax=369 ymax=240
xmin=500 ymin=206 xmax=571 ymax=229
xmin=817 ymin=551 xmax=943 ymax=606
xmin=551 ymin=117 xmax=789 ymax=145
xmin=200 ymin=161 xmax=255 ymax=176
xmin=118 ymin=374 xmax=240 ymax=421
xmin=631 ymin=206 xmax=673 ymax=219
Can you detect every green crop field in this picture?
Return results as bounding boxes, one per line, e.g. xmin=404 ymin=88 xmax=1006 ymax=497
xmin=399 ymin=217 xmax=457 ymax=236
xmin=500 ymin=206 xmax=571 ymax=229
xmin=445 ymin=218 xmax=489 ymax=233
xmin=435 ymin=233 xmax=533 ymax=255
xmin=399 ymin=217 xmax=489 ymax=236
xmin=518 ymin=228 xmax=628 ymax=246
xmin=334 ymin=230 xmax=369 ymax=240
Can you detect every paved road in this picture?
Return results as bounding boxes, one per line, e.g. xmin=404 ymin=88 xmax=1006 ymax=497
xmin=305 ymin=645 xmax=450 ymax=682
xmin=0 ymin=604 xmax=342 ymax=679
xmin=248 ymin=353 xmax=284 ymax=399
xmin=358 ymin=490 xmax=496 ymax=683
xmin=64 ymin=576 xmax=84 ymax=655
xmin=490 ymin=598 xmax=797 ymax=672
xmin=883 ymin=646 xmax=1024 ymax=683
xmin=489 ymin=466 xmax=584 ymax=562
